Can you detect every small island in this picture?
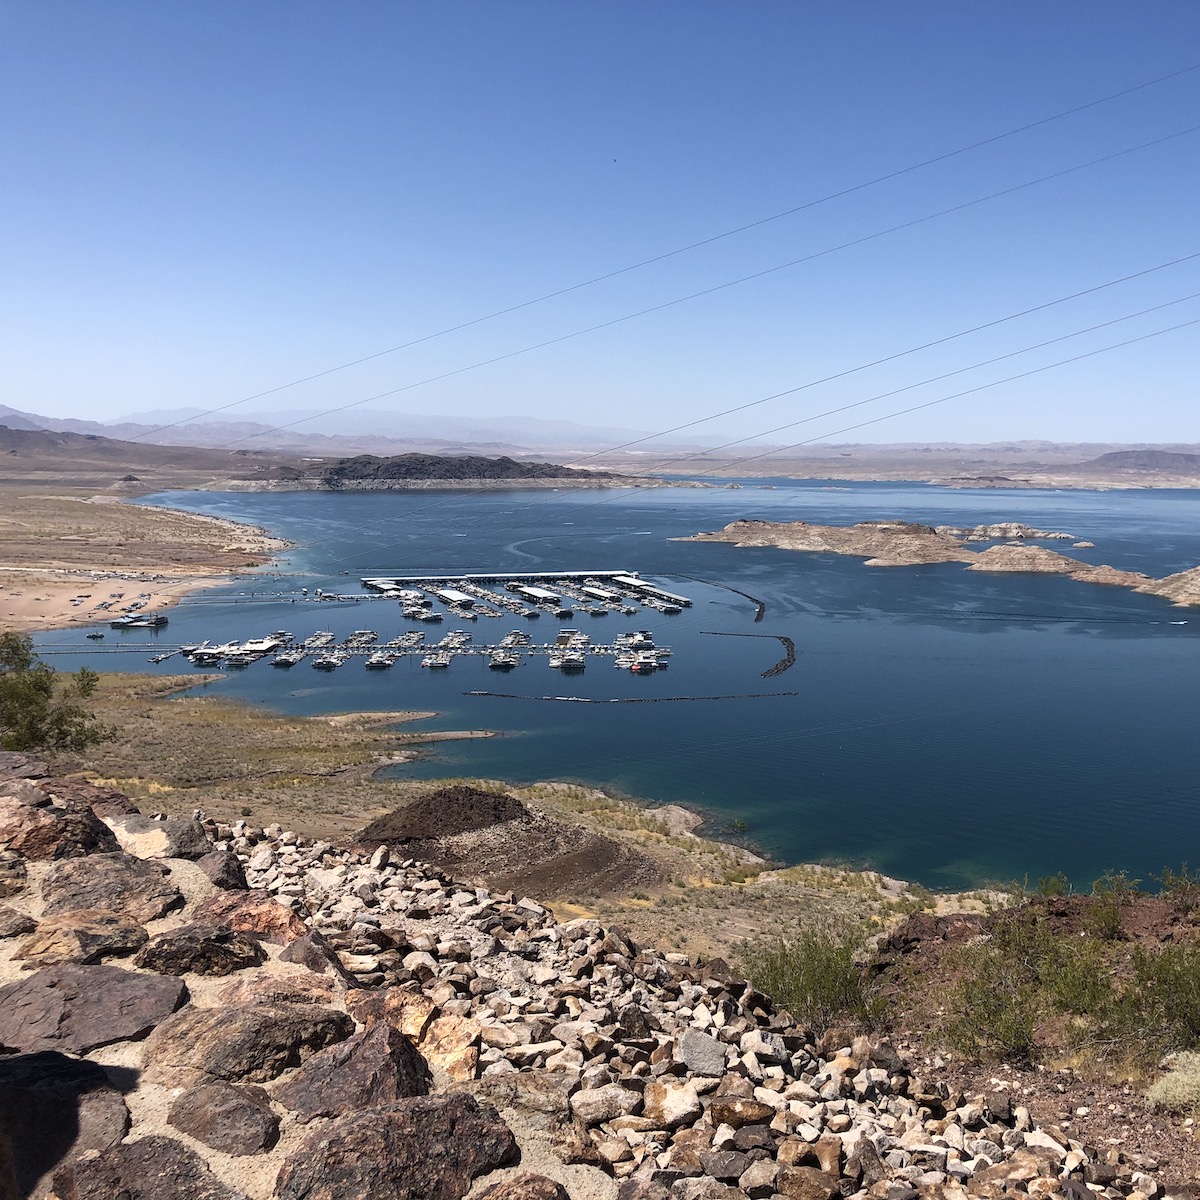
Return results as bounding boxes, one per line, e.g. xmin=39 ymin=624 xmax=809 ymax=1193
xmin=225 ymin=452 xmax=689 ymax=491
xmin=680 ymin=518 xmax=1200 ymax=606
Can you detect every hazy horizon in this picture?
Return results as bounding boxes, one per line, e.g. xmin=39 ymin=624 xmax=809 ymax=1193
xmin=3 ymin=2 xmax=1198 ymax=445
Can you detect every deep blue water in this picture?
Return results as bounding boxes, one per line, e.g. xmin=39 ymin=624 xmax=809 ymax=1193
xmin=34 ymin=480 xmax=1200 ymax=892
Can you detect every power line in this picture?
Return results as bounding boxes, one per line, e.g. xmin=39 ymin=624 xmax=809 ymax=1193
xmin=209 ymin=123 xmax=1200 ymax=455
xmin=237 ymin=287 xmax=1200 ymax=580
xmin=260 ymin=259 xmax=1200 ymax=572
xmin=124 ymin=59 xmax=1200 ymax=444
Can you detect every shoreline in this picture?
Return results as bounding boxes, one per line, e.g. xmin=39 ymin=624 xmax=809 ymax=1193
xmin=0 ymin=497 xmax=292 ymax=634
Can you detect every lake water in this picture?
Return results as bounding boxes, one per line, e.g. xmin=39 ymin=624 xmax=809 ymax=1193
xmin=35 ymin=481 xmax=1200 ymax=892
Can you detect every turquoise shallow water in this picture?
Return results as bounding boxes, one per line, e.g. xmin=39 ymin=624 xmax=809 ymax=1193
xmin=35 ymin=480 xmax=1200 ymax=891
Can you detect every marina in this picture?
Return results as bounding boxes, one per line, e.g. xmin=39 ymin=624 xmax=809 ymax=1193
xmin=361 ymin=570 xmax=693 ymax=619
xmin=103 ymin=624 xmax=677 ymax=675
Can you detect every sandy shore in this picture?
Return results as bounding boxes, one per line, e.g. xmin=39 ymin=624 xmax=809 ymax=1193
xmin=0 ymin=568 xmax=254 ymax=634
xmin=0 ymin=495 xmax=291 ymax=634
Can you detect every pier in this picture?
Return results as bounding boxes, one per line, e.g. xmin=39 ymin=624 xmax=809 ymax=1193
xmin=360 ymin=570 xmax=693 ymax=617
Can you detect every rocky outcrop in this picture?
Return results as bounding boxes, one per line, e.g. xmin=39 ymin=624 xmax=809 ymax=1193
xmin=1138 ymin=564 xmax=1200 ymax=607
xmin=0 ymin=760 xmax=1184 ymax=1199
xmin=683 ymin=517 xmax=1198 ymax=606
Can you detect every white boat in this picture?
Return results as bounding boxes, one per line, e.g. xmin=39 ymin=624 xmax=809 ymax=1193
xmin=488 ymin=651 xmax=519 ymax=670
xmin=421 ymin=652 xmax=451 ymax=669
xmin=312 ymin=651 xmax=349 ymax=671
xmin=365 ymin=651 xmax=396 ymax=669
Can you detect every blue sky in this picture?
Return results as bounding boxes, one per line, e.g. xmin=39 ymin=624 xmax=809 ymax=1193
xmin=2 ymin=1 xmax=1198 ymax=446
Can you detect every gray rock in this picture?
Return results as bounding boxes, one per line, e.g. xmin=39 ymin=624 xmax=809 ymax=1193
xmin=0 ymin=906 xmax=35 ymax=939
xmin=274 ymin=1093 xmax=517 ymax=1200
xmin=279 ymin=929 xmax=357 ymax=984
xmin=569 ymin=1083 xmax=642 ymax=1126
xmin=134 ymin=923 xmax=266 ymax=976
xmin=50 ymin=1134 xmax=248 ymax=1200
xmin=0 ymin=964 xmax=187 ymax=1054
xmin=40 ymin=853 xmax=183 ymax=923
xmin=196 ymin=850 xmax=248 ymax=891
xmin=143 ymin=1002 xmax=354 ymax=1084
xmin=274 ymin=1023 xmax=428 ymax=1121
xmin=678 ymin=1029 xmax=726 ymax=1076
xmin=168 ymin=1081 xmax=279 ymax=1155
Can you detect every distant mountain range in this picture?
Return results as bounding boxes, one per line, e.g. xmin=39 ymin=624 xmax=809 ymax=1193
xmin=0 ymin=403 xmax=658 ymax=455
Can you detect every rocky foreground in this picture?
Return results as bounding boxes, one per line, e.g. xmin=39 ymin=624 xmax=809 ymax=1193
xmin=680 ymin=520 xmax=1200 ymax=607
xmin=0 ymin=754 xmax=1184 ymax=1200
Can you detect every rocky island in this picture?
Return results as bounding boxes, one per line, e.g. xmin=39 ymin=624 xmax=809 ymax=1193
xmin=681 ymin=519 xmax=1200 ymax=607
xmin=226 ymin=453 xmax=681 ymax=492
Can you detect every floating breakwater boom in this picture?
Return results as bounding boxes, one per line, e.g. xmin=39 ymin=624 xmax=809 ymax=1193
xmin=0 ymin=756 xmax=1185 ymax=1199
xmin=680 ymin=518 xmax=1200 ymax=607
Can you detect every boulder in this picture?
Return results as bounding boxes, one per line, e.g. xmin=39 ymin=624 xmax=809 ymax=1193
xmin=102 ymin=813 xmax=211 ymax=860
xmin=570 ymin=1084 xmax=641 ymax=1126
xmin=475 ymin=1176 xmax=570 ymax=1200
xmin=0 ymin=751 xmax=47 ymax=781
xmin=134 ymin=923 xmax=266 ymax=976
xmin=420 ymin=1013 xmax=481 ymax=1082
xmin=14 ymin=908 xmax=147 ymax=966
xmin=274 ymin=1023 xmax=428 ymax=1121
xmin=707 ymin=1097 xmax=776 ymax=1129
xmin=192 ymin=889 xmax=308 ymax=944
xmin=0 ymin=905 xmax=35 ymax=939
xmin=278 ymin=929 xmax=357 ymax=984
xmin=0 ymin=1051 xmax=130 ymax=1200
xmin=274 ymin=1093 xmax=517 ymax=1200
xmin=167 ymin=1081 xmax=279 ymax=1155
xmin=215 ymin=974 xmax=337 ymax=1008
xmin=196 ymin=849 xmax=249 ymax=891
xmin=50 ymin=1134 xmax=248 ymax=1200
xmin=40 ymin=853 xmax=182 ymax=923
xmin=776 ymin=1166 xmax=840 ymax=1200
xmin=0 ymin=964 xmax=187 ymax=1054
xmin=346 ymin=985 xmax=437 ymax=1041
xmin=641 ymin=1079 xmax=702 ymax=1129
xmin=678 ymin=1029 xmax=727 ymax=1076
xmin=143 ymin=1002 xmax=354 ymax=1084
xmin=0 ymin=796 xmax=119 ymax=861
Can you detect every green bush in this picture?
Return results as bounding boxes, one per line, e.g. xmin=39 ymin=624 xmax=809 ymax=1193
xmin=943 ymin=939 xmax=1041 ymax=1062
xmin=738 ymin=919 xmax=880 ymax=1033
xmin=0 ymin=631 xmax=111 ymax=753
xmin=1147 ymin=1052 xmax=1200 ymax=1114
xmin=1155 ymin=863 xmax=1200 ymax=914
xmin=1037 ymin=871 xmax=1071 ymax=897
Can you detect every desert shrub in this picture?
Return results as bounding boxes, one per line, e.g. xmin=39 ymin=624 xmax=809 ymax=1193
xmin=1155 ymin=863 xmax=1200 ymax=914
xmin=738 ymin=919 xmax=880 ymax=1033
xmin=1037 ymin=871 xmax=1071 ymax=897
xmin=1048 ymin=936 xmax=1112 ymax=1016
xmin=1147 ymin=1052 xmax=1200 ymax=1113
xmin=943 ymin=939 xmax=1041 ymax=1062
xmin=1135 ymin=943 xmax=1200 ymax=1052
